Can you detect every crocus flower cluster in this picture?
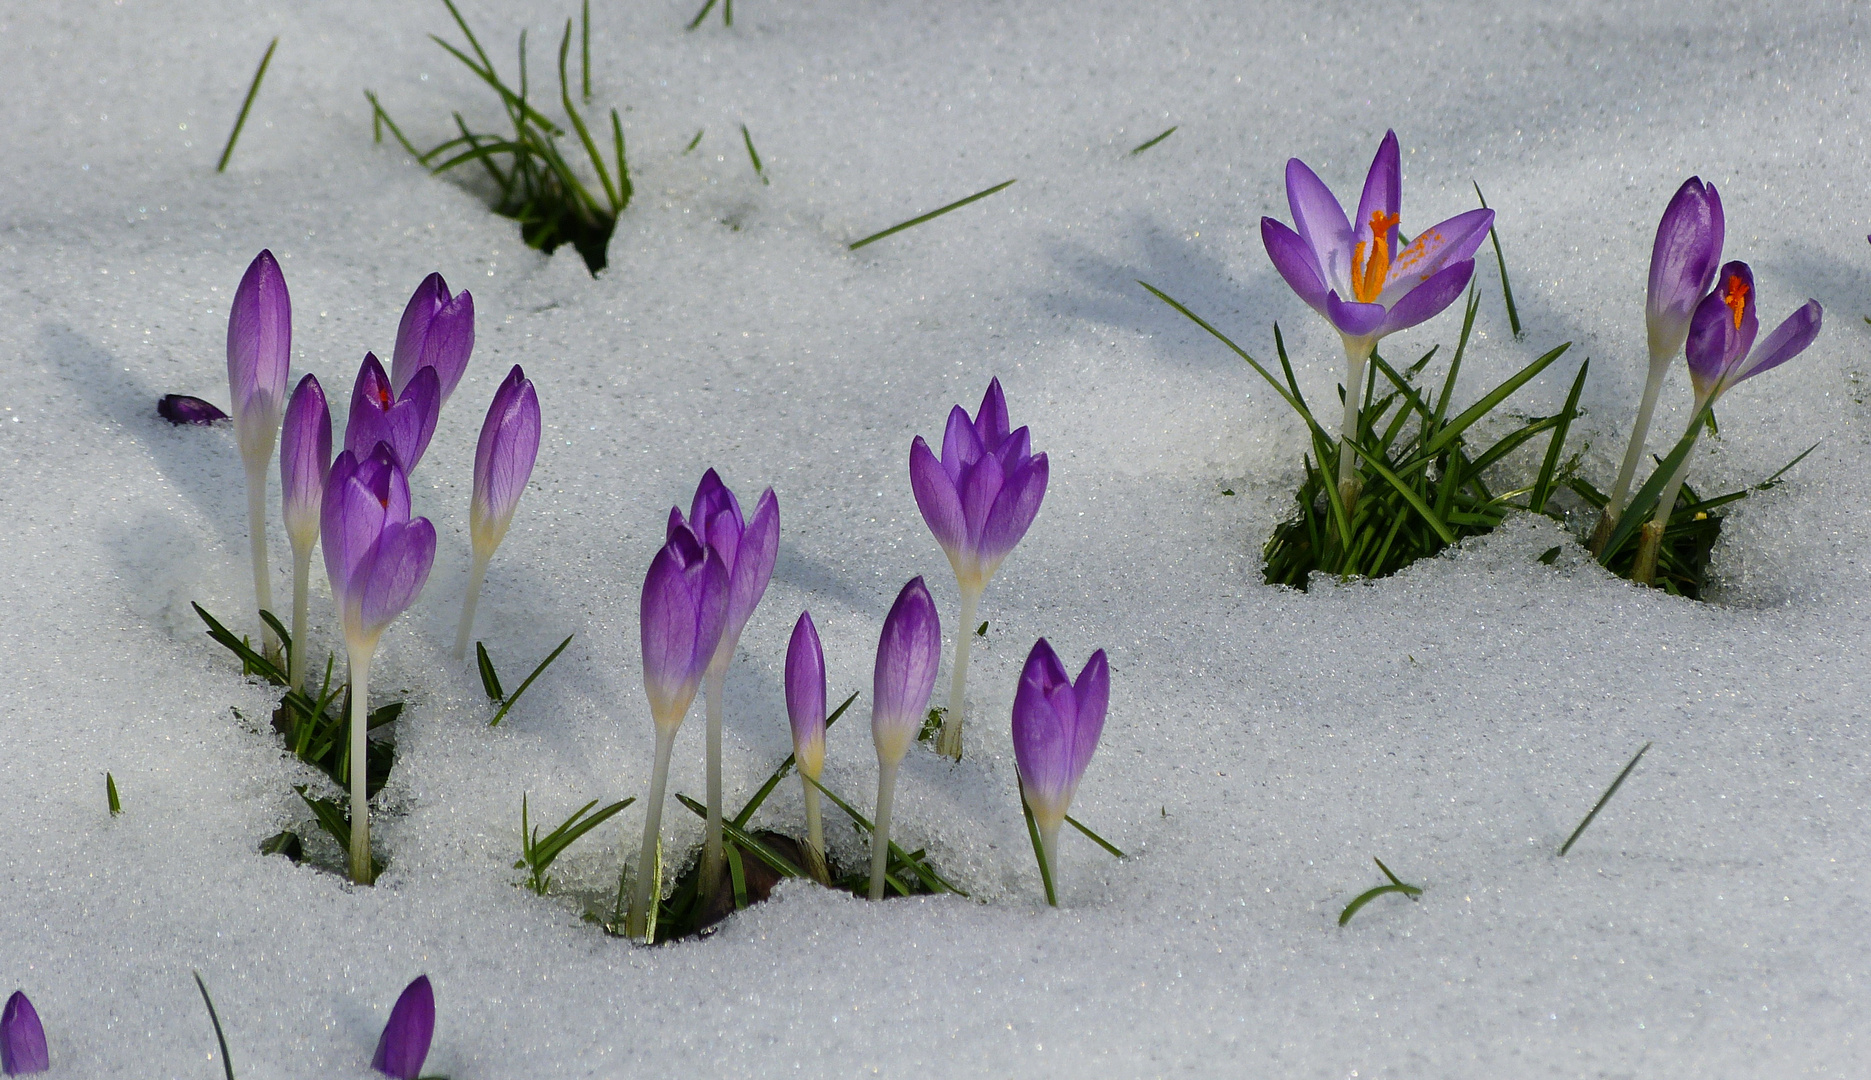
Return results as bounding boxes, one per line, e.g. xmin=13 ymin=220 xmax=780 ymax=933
xmin=1260 ymin=132 xmax=1493 ymax=497
xmin=909 ymin=377 xmax=1048 ymax=759
xmin=1 ymin=991 xmax=47 ymax=1076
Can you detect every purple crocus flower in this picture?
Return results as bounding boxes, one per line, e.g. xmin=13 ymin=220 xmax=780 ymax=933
xmin=0 ymin=991 xmax=48 ymax=1076
xmin=371 ymin=976 xmax=435 ymax=1080
xmin=1684 ymin=262 xmax=1823 ymax=406
xmin=157 ymin=394 xmax=228 ymax=425
xmin=345 ymin=353 xmax=441 ymax=473
xmin=454 ymin=366 xmax=543 ymax=660
xmin=1601 ymin=178 xmax=1728 ymax=533
xmin=867 ymin=576 xmax=942 ymax=899
xmin=1011 ymin=640 xmax=1109 ymax=842
xmin=390 ymin=273 xmax=475 ymax=407
xmin=671 ymin=469 xmax=779 ymax=894
xmin=227 ymin=249 xmax=293 ymax=660
xmin=786 ymin=611 xmax=828 ymax=780
xmin=1260 ymin=132 xmax=1493 ymax=354
xmin=786 ymin=610 xmax=832 ymax=882
xmin=321 ymin=444 xmax=437 ymax=884
xmin=910 ymin=377 xmax=1048 ymax=761
xmin=625 ymin=523 xmax=730 ymax=940
xmin=227 ymin=249 xmax=293 ymax=463
xmin=280 ymin=373 xmax=332 ymax=689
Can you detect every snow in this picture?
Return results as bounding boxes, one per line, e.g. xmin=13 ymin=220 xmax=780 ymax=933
xmin=2 ymin=0 xmax=1869 ymax=1076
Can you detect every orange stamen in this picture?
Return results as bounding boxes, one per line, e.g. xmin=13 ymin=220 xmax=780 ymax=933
xmin=1349 ymin=210 xmax=1400 ymax=303
xmin=1721 ymin=274 xmax=1749 ymax=330
xmin=375 ymin=382 xmax=395 ymax=409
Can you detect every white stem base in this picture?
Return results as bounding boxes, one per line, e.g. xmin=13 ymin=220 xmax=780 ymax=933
xmin=625 ymin=726 xmax=679 ymax=942
xmin=245 ymin=458 xmax=278 ymax=664
xmin=936 ymin=586 xmax=981 ymax=761
xmin=1337 ymin=338 xmax=1373 ymax=487
xmin=347 ymin=650 xmax=374 ymax=885
xmin=289 ymin=544 xmax=311 ymax=691
xmin=699 ymin=663 xmax=728 ymax=902
xmin=868 ymin=757 xmax=901 ymax=900
xmin=453 ymin=552 xmax=490 ymax=662
xmin=1605 ymin=351 xmax=1672 ymax=522
xmin=801 ymin=776 xmax=829 ymax=885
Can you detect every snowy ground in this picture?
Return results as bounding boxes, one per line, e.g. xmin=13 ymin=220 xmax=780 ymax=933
xmin=3 ymin=0 xmax=1869 ymax=1076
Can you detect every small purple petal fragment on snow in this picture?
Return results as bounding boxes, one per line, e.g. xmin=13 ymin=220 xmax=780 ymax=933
xmin=157 ymin=394 xmax=228 ymax=425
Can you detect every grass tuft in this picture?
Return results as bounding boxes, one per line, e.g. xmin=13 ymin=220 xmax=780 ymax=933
xmin=849 ymin=179 xmax=1017 ymax=250
xmin=217 ymin=37 xmax=278 ymax=173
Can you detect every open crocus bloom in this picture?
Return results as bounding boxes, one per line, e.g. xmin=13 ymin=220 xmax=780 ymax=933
xmin=1260 ymin=131 xmax=1494 ymax=356
xmin=1684 ymin=261 xmax=1823 ymax=408
xmin=909 ymin=377 xmax=1048 ymax=595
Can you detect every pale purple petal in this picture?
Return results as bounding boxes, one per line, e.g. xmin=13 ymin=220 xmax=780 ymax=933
xmin=1 ymin=990 xmax=49 ymax=1075
xmin=390 ymin=273 xmax=445 ymax=396
xmin=1010 ymin=638 xmax=1075 ymax=812
xmin=1353 ymin=130 xmax=1402 ymax=252
xmin=957 ymin=449 xmax=1007 ymax=554
xmin=227 ymin=249 xmax=292 ymax=457
xmin=910 ymin=435 xmax=966 ymax=555
xmin=355 ymin=518 xmax=435 ymax=639
xmin=370 ymin=976 xmax=434 ymax=1080
xmin=785 ymin=611 xmax=827 ymax=754
xmin=1261 ymin=217 xmax=1331 ymax=315
xmin=994 ymin=426 xmax=1032 ymax=473
xmin=640 ymin=526 xmax=729 ymax=722
xmin=1686 ymin=262 xmax=1759 ymax=396
xmin=1285 ymin=157 xmax=1354 ymax=289
xmin=1734 ymin=299 xmax=1822 ymax=387
xmin=391 ymin=275 xmax=475 ymax=405
xmin=470 ymin=367 xmax=540 ymax=544
xmin=1324 ymin=291 xmax=1388 ymax=338
xmin=974 ymin=377 xmax=1011 ymax=449
xmin=724 ymin=487 xmax=779 ymax=641
xmin=1067 ymin=650 xmax=1109 ymax=786
xmin=1374 ymin=259 xmax=1475 ymax=338
xmin=1380 ymin=208 xmax=1492 ymax=302
xmin=978 ymin=451 xmax=1048 ymax=570
xmin=871 ymin=577 xmax=942 ymax=745
xmin=939 ymin=405 xmax=983 ymax=481
xmin=280 ymin=374 xmax=332 ymax=545
xmin=1646 ymin=177 xmax=1724 ymax=357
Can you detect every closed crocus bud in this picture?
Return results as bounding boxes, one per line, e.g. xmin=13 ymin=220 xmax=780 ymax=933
xmin=391 ymin=273 xmax=475 ymax=407
xmin=1012 ymin=640 xmax=1109 ymax=836
xmin=345 ymin=353 xmax=441 ymax=473
xmin=157 ymin=394 xmax=228 ymax=425
xmin=280 ymin=374 xmax=332 ymax=553
xmin=640 ymin=523 xmax=730 ymax=729
xmin=227 ymin=249 xmax=292 ymax=464
xmin=1645 ymin=177 xmax=1724 ymax=363
xmin=786 ymin=611 xmax=828 ymax=780
xmin=370 ymin=976 xmax=435 ymax=1080
xmin=867 ymin=576 xmax=942 ymax=900
xmin=470 ymin=367 xmax=541 ymax=560
xmin=0 ymin=991 xmax=47 ymax=1076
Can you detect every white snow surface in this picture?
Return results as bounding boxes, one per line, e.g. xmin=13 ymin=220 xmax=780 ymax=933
xmin=3 ymin=0 xmax=1869 ymax=1076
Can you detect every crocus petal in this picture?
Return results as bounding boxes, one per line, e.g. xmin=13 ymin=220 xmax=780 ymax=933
xmin=910 ymin=435 xmax=967 ymax=556
xmin=387 ymin=366 xmax=442 ymax=472
xmin=470 ymin=367 xmax=540 ymax=554
xmin=1010 ymin=638 xmax=1076 ymax=818
xmin=1685 ymin=261 xmax=1759 ymax=397
xmin=280 ymin=374 xmax=332 ymax=549
xmin=1380 ymin=208 xmax=1493 ymax=304
xmin=871 ymin=577 xmax=942 ymax=762
xmin=1646 ymin=177 xmax=1725 ymax=358
xmin=1285 ymin=157 xmax=1355 ymax=291
xmin=785 ymin=611 xmax=827 ymax=775
xmin=995 ymin=426 xmax=1032 ymax=473
xmin=974 ymin=377 xmax=1011 ymax=449
xmin=939 ymin=404 xmax=984 ymax=480
xmin=1353 ymin=130 xmax=1402 ymax=251
xmin=1068 ymin=650 xmax=1110 ymax=786
xmin=157 ymin=394 xmax=228 ymax=425
xmin=957 ymin=449 xmax=1007 ymax=559
xmin=724 ymin=487 xmax=779 ymax=641
xmin=355 ymin=518 xmax=437 ymax=640
xmin=227 ymin=249 xmax=292 ymax=460
xmin=1324 ymin=291 xmax=1388 ymax=339
xmin=391 ymin=275 xmax=476 ymax=406
xmin=1374 ymin=259 xmax=1476 ymax=338
xmin=1 ymin=990 xmax=49 ymax=1075
xmin=978 ymin=451 xmax=1048 ymax=574
xmin=344 ymin=354 xmax=397 ymax=461
xmin=689 ymin=469 xmax=744 ymax=550
xmin=1261 ymin=218 xmax=1332 ymax=315
xmin=370 ymin=975 xmax=435 ymax=1080
xmin=390 ymin=273 xmax=445 ymax=397
xmin=1733 ymin=299 xmax=1822 ymax=388
xmin=640 ymin=525 xmax=728 ymax=725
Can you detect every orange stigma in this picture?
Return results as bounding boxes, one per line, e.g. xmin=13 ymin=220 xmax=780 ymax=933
xmin=375 ymin=382 xmax=395 ymax=409
xmin=1349 ymin=210 xmax=1400 ymax=304
xmin=1721 ymin=274 xmax=1749 ymax=330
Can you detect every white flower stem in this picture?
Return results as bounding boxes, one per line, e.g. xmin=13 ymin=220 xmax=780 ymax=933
xmin=936 ymin=584 xmax=981 ymax=761
xmin=346 ymin=648 xmax=374 ymax=885
xmin=1648 ymin=413 xmax=1707 ymax=533
xmin=699 ymin=663 xmax=728 ymax=903
xmin=452 ymin=550 xmax=490 ymax=662
xmin=288 ymin=543 xmax=312 ymax=690
xmin=800 ymin=774 xmax=829 ymax=885
xmin=244 ymin=457 xmax=278 ymax=664
xmin=1337 ymin=338 xmax=1374 ymax=488
xmin=1038 ymin=819 xmax=1062 ymax=906
xmin=1603 ymin=350 xmax=1673 ymax=524
xmin=624 ymin=724 xmax=679 ymax=942
xmin=868 ymin=756 xmax=901 ymax=900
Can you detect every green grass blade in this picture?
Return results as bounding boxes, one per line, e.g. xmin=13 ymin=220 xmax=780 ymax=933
xmin=258 ymin=609 xmax=292 ymax=658
xmin=476 ymin=641 xmax=505 ymax=701
xmin=106 ymin=772 xmax=122 ymax=815
xmin=1338 ymin=883 xmax=1421 ymax=926
xmin=731 ymin=691 xmax=857 ymax=829
xmin=532 ymin=798 xmax=633 ymax=867
xmin=1531 ymin=358 xmax=1589 ymax=513
xmin=1598 ymin=410 xmax=1708 ymax=564
xmin=1756 ymin=442 xmax=1819 ymax=489
xmin=581 ymin=0 xmax=592 ymax=100
xmin=557 ymin=21 xmax=619 ymax=210
xmin=726 ymin=843 xmax=749 ymax=908
xmin=1063 ymin=813 xmax=1124 ymax=858
xmin=1350 ymin=438 xmax=1457 ymax=544
xmin=192 ymin=972 xmax=236 ymax=1080
xmin=687 ymin=0 xmax=719 ymax=30
xmin=365 ymin=91 xmax=423 ymax=158
xmin=1426 ymin=288 xmax=1481 ymax=442
xmin=1420 ymin=342 xmax=1571 ymax=460
xmin=611 ymin=109 xmax=632 ymax=212
xmin=1472 ymin=182 xmax=1522 ymax=337
xmin=741 ymin=124 xmax=768 ymax=184
xmin=192 ymin=603 xmax=287 ymax=686
xmin=1021 ymin=788 xmax=1057 ymax=906
xmin=1128 ymin=126 xmax=1177 ymax=155
xmin=683 ymin=129 xmax=704 ymax=153
xmin=489 ymin=634 xmax=574 ymax=727
xmin=849 ymin=179 xmax=1017 ymax=250
xmin=800 ymin=773 xmax=965 ymax=896
xmin=675 ymin=792 xmax=806 ymax=880
xmin=1559 ymin=742 xmax=1652 ymax=856
xmin=217 ymin=37 xmax=278 ymax=173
